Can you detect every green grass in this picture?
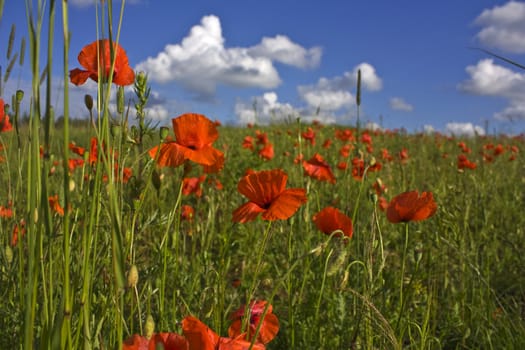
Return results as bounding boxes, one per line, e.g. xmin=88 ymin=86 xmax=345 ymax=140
xmin=1 ymin=1 xmax=525 ymax=349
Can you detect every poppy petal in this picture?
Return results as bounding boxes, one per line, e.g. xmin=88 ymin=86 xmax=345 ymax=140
xmin=77 ymin=41 xmax=99 ymax=72
xmin=182 ymin=316 xmax=219 ymax=350
xmin=186 ymin=146 xmax=225 ymax=170
xmin=232 ymin=202 xmax=265 ymax=223
xmin=237 ymin=170 xmax=287 ymax=207
xmin=113 ymin=64 xmax=136 ymax=86
xmin=149 ymin=142 xmax=187 ymax=168
xmin=173 ymin=113 xmax=219 ymax=149
xmin=69 ymin=68 xmax=91 ymax=86
xmin=262 ymin=188 xmax=307 ymax=221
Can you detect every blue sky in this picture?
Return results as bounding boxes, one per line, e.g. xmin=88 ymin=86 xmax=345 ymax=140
xmin=3 ymin=0 xmax=525 ymax=135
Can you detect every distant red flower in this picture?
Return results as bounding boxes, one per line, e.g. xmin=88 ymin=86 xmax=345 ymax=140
xmin=229 ymin=300 xmax=279 ymax=344
xmin=457 ymin=154 xmax=477 ymax=170
xmin=149 ymin=113 xmax=224 ymax=173
xmin=182 ymin=316 xmax=265 ymax=350
xmin=181 ymin=205 xmax=195 ymax=221
xmin=123 ymin=332 xmax=188 ymax=350
xmin=398 ymin=148 xmax=409 ymax=163
xmin=335 ymin=129 xmax=355 ymax=142
xmin=258 ymin=143 xmax=274 ymax=160
xmin=381 ymin=148 xmax=393 ymax=162
xmin=232 ymin=169 xmax=307 ymax=223
xmin=0 ymin=98 xmax=13 ymax=132
xmin=241 ymin=136 xmax=255 ymax=151
xmin=301 ymin=127 xmax=316 ymax=146
xmin=339 ymin=144 xmax=352 ymax=158
xmin=493 ymin=144 xmax=505 ymax=156
xmin=255 ymin=130 xmax=269 ymax=145
xmin=337 ymin=161 xmax=347 ymax=170
xmin=0 ymin=202 xmax=13 ymax=218
xmin=302 ymin=153 xmax=336 ymax=184
xmin=386 ymin=190 xmax=437 ymax=223
xmin=377 ymin=196 xmax=388 ymax=211
xmin=313 ymin=207 xmax=353 ymax=238
xmin=361 ymin=132 xmax=372 ymax=145
xmin=69 ymin=142 xmax=86 ymax=156
xmin=49 ymin=195 xmax=65 ymax=216
xmin=11 ymin=220 xmax=26 ymax=247
xmin=322 ymin=139 xmax=332 ymax=149
xmin=70 ymin=39 xmax=135 ymax=86
xmin=182 ymin=175 xmax=206 ymax=197
xmin=68 ymin=158 xmax=85 ymax=172
xmin=351 ymin=157 xmax=365 ymax=180
xmin=458 ymin=141 xmax=471 ymax=154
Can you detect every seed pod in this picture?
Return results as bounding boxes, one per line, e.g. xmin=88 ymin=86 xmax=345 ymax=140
xmin=145 ymin=315 xmax=155 ymax=339
xmin=84 ymin=94 xmax=93 ymax=111
xmin=19 ymin=37 xmax=26 ymax=66
xmin=127 ymin=264 xmax=139 ymax=288
xmin=7 ymin=24 xmax=15 ymax=60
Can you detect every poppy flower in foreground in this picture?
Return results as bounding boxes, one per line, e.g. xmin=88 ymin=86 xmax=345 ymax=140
xmin=386 ymin=190 xmax=437 ymax=223
xmin=123 ymin=332 xmax=188 ymax=350
xmin=232 ymin=169 xmax=307 ymax=223
xmin=229 ymin=300 xmax=279 ymax=344
xmin=182 ymin=316 xmax=266 ymax=350
xmin=149 ymin=113 xmax=224 ymax=173
xmin=313 ymin=207 xmax=353 ymax=238
xmin=302 ymin=153 xmax=336 ymax=184
xmin=0 ymin=98 xmax=13 ymax=132
xmin=70 ymin=39 xmax=135 ymax=86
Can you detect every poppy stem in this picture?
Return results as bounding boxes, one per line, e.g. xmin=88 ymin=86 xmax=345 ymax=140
xmin=396 ymin=223 xmax=410 ymax=335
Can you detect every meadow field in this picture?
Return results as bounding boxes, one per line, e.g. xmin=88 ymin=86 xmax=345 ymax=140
xmin=1 ymin=1 xmax=525 ymax=349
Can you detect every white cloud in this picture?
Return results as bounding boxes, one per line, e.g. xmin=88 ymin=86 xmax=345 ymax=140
xmin=234 ymin=92 xmax=299 ymax=125
xmin=423 ymin=125 xmax=436 ymax=134
xmin=445 ymin=122 xmax=486 ymax=137
xmin=248 ymin=35 xmax=322 ymax=68
xmin=474 ymin=1 xmax=525 ymax=53
xmin=234 ymin=92 xmax=338 ymax=125
xmin=389 ymin=97 xmax=414 ymax=112
xmin=459 ymin=58 xmax=525 ymax=121
xmin=297 ymin=63 xmax=382 ymax=111
xmin=135 ymin=15 xmax=322 ymax=100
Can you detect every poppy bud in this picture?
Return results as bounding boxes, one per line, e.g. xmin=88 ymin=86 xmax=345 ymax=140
xmin=69 ymin=179 xmax=76 ymax=192
xmin=145 ymin=314 xmax=155 ymax=339
xmin=159 ymin=126 xmax=169 ymax=141
xmin=84 ymin=94 xmax=93 ymax=111
xmin=16 ymin=90 xmax=24 ymax=103
xmin=33 ymin=208 xmax=38 ymax=223
xmin=5 ymin=245 xmax=13 ymax=265
xmin=127 ymin=264 xmax=139 ymax=288
xmin=111 ymin=124 xmax=121 ymax=139
xmin=151 ymin=169 xmax=161 ymax=192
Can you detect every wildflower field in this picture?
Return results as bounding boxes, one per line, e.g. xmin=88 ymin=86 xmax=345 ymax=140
xmin=1 ymin=1 xmax=525 ymax=349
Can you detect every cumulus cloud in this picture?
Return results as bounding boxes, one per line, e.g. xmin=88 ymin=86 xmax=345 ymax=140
xmin=297 ymin=63 xmax=382 ymax=111
xmin=445 ymin=122 xmax=486 ymax=137
xmin=248 ymin=35 xmax=322 ymax=68
xmin=474 ymin=1 xmax=525 ymax=53
xmin=389 ymin=97 xmax=414 ymax=112
xmin=135 ymin=15 xmax=322 ymax=100
xmin=459 ymin=58 xmax=525 ymax=120
xmin=234 ymin=92 xmax=338 ymax=125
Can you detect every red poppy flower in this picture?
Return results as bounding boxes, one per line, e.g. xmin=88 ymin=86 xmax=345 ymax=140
xmin=181 ymin=205 xmax=195 ymax=221
xmin=241 ymin=136 xmax=255 ymax=151
xmin=182 ymin=316 xmax=265 ymax=350
xmin=302 ymin=153 xmax=336 ymax=184
xmin=228 ymin=300 xmax=279 ymax=345
xmin=301 ymin=127 xmax=316 ymax=146
xmin=313 ymin=207 xmax=353 ymax=238
xmin=149 ymin=113 xmax=224 ymax=173
xmin=69 ymin=142 xmax=86 ymax=156
xmin=398 ymin=148 xmax=409 ymax=163
xmin=258 ymin=143 xmax=274 ymax=160
xmin=386 ymin=190 xmax=437 ymax=223
xmin=70 ymin=39 xmax=135 ymax=86
xmin=123 ymin=332 xmax=188 ymax=350
xmin=182 ymin=175 xmax=206 ymax=197
xmin=0 ymin=98 xmax=13 ymax=132
xmin=335 ymin=129 xmax=355 ymax=142
xmin=457 ymin=154 xmax=477 ymax=170
xmin=49 ymin=195 xmax=65 ymax=216
xmin=0 ymin=204 xmax=13 ymax=218
xmin=232 ymin=169 xmax=307 ymax=223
